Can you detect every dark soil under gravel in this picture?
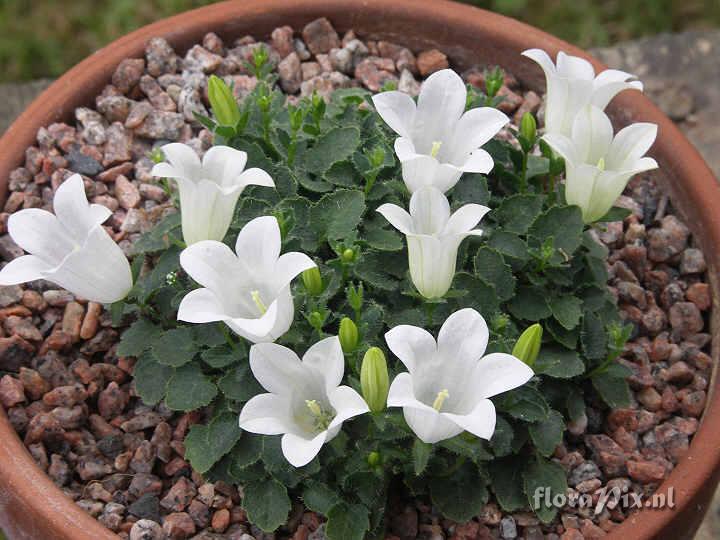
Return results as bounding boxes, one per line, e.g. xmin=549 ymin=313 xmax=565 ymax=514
xmin=0 ymin=17 xmax=712 ymax=540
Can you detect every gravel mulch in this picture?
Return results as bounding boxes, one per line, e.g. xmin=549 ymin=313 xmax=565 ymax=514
xmin=0 ymin=17 xmax=712 ymax=540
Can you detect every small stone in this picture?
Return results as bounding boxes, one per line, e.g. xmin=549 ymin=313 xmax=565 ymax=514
xmin=62 ymin=301 xmax=85 ymax=342
xmin=146 ymin=38 xmax=179 ymax=76
xmin=76 ymin=455 xmax=113 ymax=481
xmin=129 ymin=494 xmax=162 ymax=521
xmin=278 ymin=52 xmax=302 ymax=93
xmin=4 ymin=316 xmax=42 ymax=341
xmin=66 ymin=147 xmax=104 ymax=176
xmin=104 ymin=122 xmax=133 ymax=166
xmin=680 ymin=248 xmax=706 ymax=274
xmin=568 ymin=461 xmax=601 ymax=486
xmin=21 ymin=290 xmax=47 ymax=312
xmin=163 ymin=512 xmax=196 ymax=539
xmin=115 ymin=175 xmax=141 ymax=209
xmin=680 ymin=390 xmax=706 ymax=417
xmin=0 ymin=375 xmax=25 ymax=408
xmin=98 ymin=381 xmax=128 ymax=418
xmin=80 ymin=302 xmax=102 ymax=340
xmin=496 ymin=86 xmax=524 ymax=114
xmin=184 ymin=45 xmax=223 ymax=73
xmin=637 ymin=387 xmax=662 ymax=411
xmin=271 ymin=26 xmax=295 ymax=58
xmin=626 ymin=459 xmax=666 ymax=483
xmin=668 ymin=302 xmax=704 ymax=339
xmin=135 ymin=110 xmax=185 ymax=140
xmin=647 ymin=216 xmax=689 ymax=262
xmin=130 ymin=519 xmax=164 ymax=540
xmin=499 ymin=516 xmax=517 ymax=539
xmin=0 ymin=335 xmax=35 ymax=372
xmin=664 ymin=361 xmax=694 ymax=384
xmin=43 ymin=383 xmax=87 ymax=407
xmin=211 ymin=508 xmax=231 ymax=533
xmin=18 ymin=367 xmax=50 ymax=399
xmin=398 ymin=69 xmax=421 ymax=96
xmin=121 ymin=411 xmax=164 ymax=432
xmin=98 ymin=161 xmax=134 ymax=183
xmin=479 ymin=502 xmax=502 ymax=525
xmin=161 ymin=476 xmax=197 ymax=512
xmin=354 ymin=58 xmax=396 ymax=92
xmin=686 ymin=283 xmax=711 ymax=310
xmin=579 ymin=519 xmax=607 ymax=539
xmin=125 ymin=101 xmax=154 ymax=129
xmin=48 ymin=454 xmax=71 ymax=486
xmin=417 ymin=49 xmax=448 ymax=76
xmin=302 ymin=18 xmax=340 ymax=55
xmin=112 ymin=58 xmax=145 ymax=94
xmin=129 ymin=473 xmax=163 ymax=498
xmin=130 ymin=440 xmax=157 ymax=474
xmin=0 ymin=285 xmax=22 ymax=308
xmin=328 ymin=47 xmax=353 ymax=74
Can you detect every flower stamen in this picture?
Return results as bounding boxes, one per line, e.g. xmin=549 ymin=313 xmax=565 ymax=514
xmin=305 ymin=399 xmax=334 ymax=431
xmin=596 ymin=157 xmax=606 ymax=171
xmin=432 ymin=389 xmax=450 ymax=412
xmin=251 ymin=290 xmax=268 ymax=314
xmin=430 ymin=141 xmax=443 ymax=158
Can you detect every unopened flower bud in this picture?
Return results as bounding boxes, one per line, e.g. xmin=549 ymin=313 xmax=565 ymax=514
xmin=207 ymin=75 xmax=241 ymax=127
xmin=347 ymin=283 xmax=363 ymax=312
xmin=512 ymin=323 xmax=543 ymax=367
xmin=361 ymin=347 xmax=389 ymax=413
xmin=308 ymin=311 xmax=324 ymax=331
xmin=520 ymin=112 xmax=537 ymax=146
xmin=341 ymin=248 xmax=355 ymax=263
xmin=339 ymin=318 xmax=359 ymax=353
xmin=301 ymin=267 xmax=323 ymax=295
xmin=367 ymin=451 xmax=381 ymax=467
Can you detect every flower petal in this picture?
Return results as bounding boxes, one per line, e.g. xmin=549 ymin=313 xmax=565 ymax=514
xmin=413 ymin=69 xmax=467 ymax=153
xmin=7 ymin=209 xmax=74 ymax=265
xmin=376 ymin=203 xmax=413 ymax=235
xmin=327 ymin=385 xmax=369 ymax=428
xmin=239 ymin=393 xmax=294 ymax=435
xmin=474 ymin=353 xmax=534 ymax=399
xmin=371 ymin=91 xmax=416 ymax=139
xmin=443 ymin=398 xmax=496 ymax=440
xmin=571 ymin=106 xmax=614 ymax=165
xmin=273 ymin=252 xmax=316 ymax=290
xmin=201 ymin=146 xmax=248 ymax=188
xmin=302 ymin=336 xmax=345 ymax=390
xmin=156 ymin=142 xmax=202 ymax=180
xmin=449 ymin=107 xmax=508 ymax=161
xmin=556 ymin=51 xmax=595 ymax=80
xmin=404 ymin=406 xmax=464 ymax=444
xmin=384 ymin=327 xmax=436 ymax=373
xmin=409 ymin=187 xmax=451 ymax=235
xmin=607 ymin=123 xmax=657 ymax=171
xmin=179 ymin=240 xmax=243 ymax=296
xmin=225 ymin=296 xmax=282 ymax=343
xmin=592 ymin=69 xmax=643 ymax=110
xmin=444 ymin=204 xmax=490 ymax=235
xmin=234 ymin=216 xmax=281 ymax=275
xmin=177 ymin=288 xmax=228 ymax=324
xmin=249 ymin=342 xmax=305 ymax=395
xmin=541 ymin=133 xmax=578 ymax=166
xmin=53 ymin=175 xmax=111 ymax=239
xmin=281 ymin=432 xmax=327 ymax=467
xmin=460 ymin=148 xmax=495 ymax=174
xmin=437 ymin=308 xmax=489 ymax=364
xmin=387 ymin=372 xmax=431 ymax=410
xmin=0 ymin=255 xmax=51 ymax=285
xmin=521 ymin=49 xmax=557 ymax=78
xmin=238 ymin=167 xmax=275 ymax=189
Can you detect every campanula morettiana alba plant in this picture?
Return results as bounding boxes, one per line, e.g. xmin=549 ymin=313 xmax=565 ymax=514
xmin=0 ymin=46 xmax=654 ymax=537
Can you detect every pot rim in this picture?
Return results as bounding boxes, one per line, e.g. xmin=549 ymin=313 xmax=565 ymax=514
xmin=0 ymin=1 xmax=718 ymax=539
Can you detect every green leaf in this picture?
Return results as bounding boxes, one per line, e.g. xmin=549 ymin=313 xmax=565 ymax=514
xmin=326 ymin=503 xmax=369 ymax=540
xmin=529 ymin=205 xmax=585 ymax=255
xmin=430 ymin=464 xmax=488 ymax=522
xmin=133 ymin=351 xmax=173 ymax=405
xmin=151 ymin=327 xmax=198 ymax=367
xmin=507 ymin=286 xmax=551 ymax=321
xmin=193 ymin=324 xmax=228 ymax=348
xmin=354 ymin=252 xmax=399 ymax=291
xmin=524 ymin=455 xmax=568 ymax=523
xmin=304 ymin=126 xmax=361 ymax=174
xmin=218 ymin=363 xmax=263 ymax=402
xmin=364 ymin=224 xmax=403 ymax=252
xmin=488 ymin=231 xmax=529 ymax=268
xmin=474 ymin=247 xmax=516 ymax=301
xmin=490 ymin=456 xmax=527 ymax=512
xmin=452 ymin=272 xmax=500 ymax=315
xmin=412 ymin=439 xmax=432 ymax=476
xmin=303 ymin=482 xmax=340 ymax=515
xmin=184 ymin=412 xmax=242 ymax=474
xmin=230 ymin=433 xmax=264 ymax=471
xmin=490 ymin=415 xmax=514 ymax=457
xmin=165 ymin=364 xmax=218 ymax=411
xmin=202 ymin=343 xmax=244 ymax=369
xmin=117 ymin=318 xmax=162 ymax=357
xmin=439 ymin=435 xmax=493 ymax=463
xmin=597 ymin=206 xmax=631 ymax=222
xmin=494 ymin=194 xmax=545 ymax=234
xmin=549 ymin=296 xmax=583 ymax=330
xmin=592 ymin=369 xmax=632 ymax=408
xmin=581 ymin=311 xmax=607 ymax=361
xmin=528 ymin=410 xmax=565 ymax=457
xmin=130 ymin=212 xmax=181 ymax=255
xmin=526 ymin=154 xmax=550 ymax=179
xmin=325 ymin=160 xmax=360 ymax=187
xmin=242 ymin=478 xmax=291 ymax=532
xmin=534 ymin=347 xmax=585 ymax=378
xmin=496 ymin=386 xmax=550 ymax=423
xmin=450 ymin=173 xmax=490 ymax=206
xmin=310 ymin=189 xmax=366 ymax=240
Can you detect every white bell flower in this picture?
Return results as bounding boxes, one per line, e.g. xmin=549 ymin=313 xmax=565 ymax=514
xmin=372 ymin=69 xmax=508 ymax=193
xmin=177 ymin=215 xmax=315 ymax=343
xmin=239 ymin=336 xmax=369 ymax=467
xmin=385 ymin=308 xmax=534 ymax=444
xmin=0 ymin=174 xmax=132 ymax=304
xmin=543 ymin=105 xmax=658 ymax=223
xmin=522 ymin=48 xmax=643 ymax=137
xmin=151 ymin=143 xmax=275 ymax=245
xmin=377 ymin=187 xmax=489 ymax=299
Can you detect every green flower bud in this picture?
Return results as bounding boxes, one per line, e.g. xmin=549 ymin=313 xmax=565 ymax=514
xmin=367 ymin=451 xmax=381 ymax=467
xmin=301 ymin=267 xmax=323 ymax=295
xmin=520 ymin=112 xmax=537 ymax=146
xmin=207 ymin=75 xmax=241 ymax=127
xmin=347 ymin=282 xmax=363 ymax=313
xmin=339 ymin=317 xmax=359 ymax=353
xmin=361 ymin=347 xmax=389 ymax=413
xmin=512 ymin=323 xmax=543 ymax=367
xmin=341 ymin=248 xmax=355 ymax=263
xmin=308 ymin=311 xmax=324 ymax=331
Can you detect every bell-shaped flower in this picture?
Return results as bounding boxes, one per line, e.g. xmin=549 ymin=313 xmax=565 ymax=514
xmin=522 ymin=48 xmax=643 ymax=137
xmin=377 ymin=187 xmax=489 ymax=299
xmin=385 ymin=308 xmax=534 ymax=444
xmin=543 ymin=105 xmax=658 ymax=223
xmin=177 ymin=215 xmax=315 ymax=343
xmin=372 ymin=69 xmax=508 ymax=193
xmin=0 ymin=174 xmax=132 ymax=304
xmin=151 ymin=143 xmax=275 ymax=245
xmin=239 ymin=336 xmax=369 ymax=467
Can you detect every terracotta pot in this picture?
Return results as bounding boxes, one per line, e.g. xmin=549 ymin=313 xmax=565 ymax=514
xmin=0 ymin=1 xmax=718 ymax=538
